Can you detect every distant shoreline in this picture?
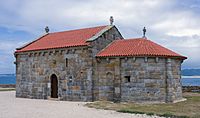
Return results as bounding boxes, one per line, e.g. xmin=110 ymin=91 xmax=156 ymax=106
xmin=0 ymin=84 xmax=15 ymax=88
xmin=182 ymin=76 xmax=200 ymax=78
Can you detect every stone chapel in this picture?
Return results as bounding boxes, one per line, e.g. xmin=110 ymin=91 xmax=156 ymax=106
xmin=14 ymin=19 xmax=187 ymax=103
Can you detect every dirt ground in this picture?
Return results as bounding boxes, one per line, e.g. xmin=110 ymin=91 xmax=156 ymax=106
xmin=0 ymin=91 xmax=162 ymax=118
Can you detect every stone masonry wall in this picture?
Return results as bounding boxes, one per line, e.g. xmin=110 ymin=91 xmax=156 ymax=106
xmin=91 ymin=26 xmax=123 ymax=101
xmin=95 ymin=58 xmax=121 ymax=101
xmin=15 ymin=46 xmax=94 ymax=101
xmin=120 ymin=57 xmax=167 ymax=102
xmin=96 ymin=57 xmax=183 ymax=103
xmin=166 ymin=59 xmax=183 ymax=102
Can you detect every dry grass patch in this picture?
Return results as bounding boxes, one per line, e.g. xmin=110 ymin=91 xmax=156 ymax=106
xmin=86 ymin=92 xmax=200 ymax=118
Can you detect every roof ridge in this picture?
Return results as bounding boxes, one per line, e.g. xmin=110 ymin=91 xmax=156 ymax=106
xmin=51 ymin=25 xmax=108 ymax=34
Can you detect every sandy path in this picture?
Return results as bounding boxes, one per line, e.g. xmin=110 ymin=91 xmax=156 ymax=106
xmin=0 ymin=91 xmax=162 ymax=118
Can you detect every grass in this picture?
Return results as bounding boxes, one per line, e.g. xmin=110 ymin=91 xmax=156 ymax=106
xmin=0 ymin=88 xmax=15 ymax=91
xmin=86 ymin=92 xmax=200 ymax=118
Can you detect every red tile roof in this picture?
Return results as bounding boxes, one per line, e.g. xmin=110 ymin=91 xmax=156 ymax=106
xmin=96 ymin=38 xmax=187 ymax=59
xmin=16 ymin=25 xmax=107 ymax=53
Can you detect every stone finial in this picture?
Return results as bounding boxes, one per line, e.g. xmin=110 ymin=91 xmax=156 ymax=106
xmin=110 ymin=16 xmax=114 ymax=25
xmin=45 ymin=26 xmax=49 ymax=33
xmin=143 ymin=27 xmax=146 ymax=38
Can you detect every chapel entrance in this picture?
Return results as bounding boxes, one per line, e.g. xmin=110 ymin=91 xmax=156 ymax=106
xmin=51 ymin=74 xmax=58 ymax=98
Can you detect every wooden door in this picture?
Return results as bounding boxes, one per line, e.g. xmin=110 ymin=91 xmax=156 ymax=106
xmin=51 ymin=74 xmax=58 ymax=98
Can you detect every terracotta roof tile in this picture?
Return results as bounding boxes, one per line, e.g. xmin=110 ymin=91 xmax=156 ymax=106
xmin=96 ymin=38 xmax=187 ymax=59
xmin=16 ymin=25 xmax=107 ymax=52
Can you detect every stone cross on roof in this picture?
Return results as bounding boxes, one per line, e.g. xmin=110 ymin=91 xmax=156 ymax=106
xmin=45 ymin=26 xmax=49 ymax=34
xmin=143 ymin=27 xmax=146 ymax=38
xmin=110 ymin=16 xmax=114 ymax=25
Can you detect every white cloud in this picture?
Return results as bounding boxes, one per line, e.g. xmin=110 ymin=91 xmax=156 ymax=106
xmin=0 ymin=41 xmax=24 ymax=53
xmin=167 ymin=29 xmax=200 ymax=37
xmin=0 ymin=0 xmax=174 ymax=32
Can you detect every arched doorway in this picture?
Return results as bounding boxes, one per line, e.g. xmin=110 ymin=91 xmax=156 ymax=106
xmin=51 ymin=74 xmax=58 ymax=98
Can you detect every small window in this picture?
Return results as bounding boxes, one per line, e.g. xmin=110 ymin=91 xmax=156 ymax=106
xmin=112 ymin=34 xmax=116 ymax=39
xmin=65 ymin=58 xmax=68 ymax=67
xmin=124 ymin=76 xmax=131 ymax=83
xmin=69 ymin=76 xmax=72 ymax=82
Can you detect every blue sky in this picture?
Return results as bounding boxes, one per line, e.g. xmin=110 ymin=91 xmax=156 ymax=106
xmin=0 ymin=0 xmax=200 ymax=74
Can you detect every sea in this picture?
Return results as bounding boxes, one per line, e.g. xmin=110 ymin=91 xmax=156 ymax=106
xmin=0 ymin=74 xmax=16 ymax=84
xmin=0 ymin=74 xmax=200 ymax=86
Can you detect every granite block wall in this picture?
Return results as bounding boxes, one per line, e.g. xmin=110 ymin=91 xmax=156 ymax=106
xmin=15 ymin=47 xmax=94 ymax=101
xmin=95 ymin=57 xmax=183 ymax=103
xmin=91 ymin=26 xmax=123 ymax=101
